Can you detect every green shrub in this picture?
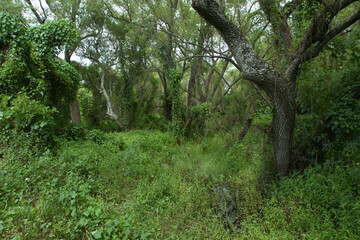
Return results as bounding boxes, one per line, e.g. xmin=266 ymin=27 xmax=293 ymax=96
xmin=140 ymin=114 xmax=169 ymax=131
xmin=99 ymin=119 xmax=121 ymax=132
xmin=0 ymin=13 xmax=80 ymax=125
xmin=190 ymin=102 xmax=212 ymax=136
xmin=2 ymin=128 xmax=358 ymax=239
xmin=0 ymin=94 xmax=57 ymax=149
xmin=240 ymin=163 xmax=360 ymax=239
xmin=56 ymin=123 xmax=86 ymax=141
xmin=295 ymin=65 xmax=360 ymax=168
xmin=0 ymin=133 xmax=150 ymax=239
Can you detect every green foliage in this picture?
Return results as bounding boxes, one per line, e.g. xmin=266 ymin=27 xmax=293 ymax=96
xmin=1 ymin=127 xmax=359 ymax=239
xmin=0 ymin=135 xmax=146 ymax=239
xmin=294 ymin=64 xmax=360 ymax=166
xmin=140 ymin=114 xmax=169 ymax=131
xmin=0 ymin=129 xmax=45 ymax=164
xmin=57 ymin=123 xmax=87 ymax=141
xmin=0 ymin=12 xmax=26 ymax=48
xmin=77 ymin=87 xmax=98 ymax=127
xmin=190 ymin=102 xmax=212 ymax=136
xmin=292 ymin=0 xmax=321 ymax=40
xmin=0 ymin=13 xmax=80 ymax=125
xmin=240 ymin=163 xmax=360 ymax=239
xmin=169 ymin=68 xmax=184 ymax=138
xmin=99 ymin=119 xmax=121 ymax=132
xmin=0 ymin=1 xmax=24 ymax=18
xmin=29 ymin=19 xmax=79 ymax=57
xmin=1 ymin=1 xmax=360 ymax=238
xmin=44 ymin=58 xmax=80 ymax=124
xmin=327 ymin=68 xmax=360 ymax=140
xmin=0 ymin=94 xmax=57 ymax=149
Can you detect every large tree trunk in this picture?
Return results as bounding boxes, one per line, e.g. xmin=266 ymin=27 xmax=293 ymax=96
xmin=65 ymin=47 xmax=82 ymax=124
xmin=272 ymin=104 xmax=295 ymax=176
xmin=192 ymin=0 xmax=359 ymax=176
xmin=70 ymin=99 xmax=82 ymax=124
xmin=192 ymin=0 xmax=293 ymax=176
xmin=272 ymin=77 xmax=296 ymax=176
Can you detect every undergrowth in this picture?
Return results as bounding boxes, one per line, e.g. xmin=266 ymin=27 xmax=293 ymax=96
xmin=0 ymin=129 xmax=359 ymax=239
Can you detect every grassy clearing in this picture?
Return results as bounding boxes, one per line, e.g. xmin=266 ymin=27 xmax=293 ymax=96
xmin=1 ymin=130 xmax=359 ymax=239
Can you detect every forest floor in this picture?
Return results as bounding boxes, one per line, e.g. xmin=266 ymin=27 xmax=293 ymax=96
xmin=1 ymin=130 xmax=359 ymax=239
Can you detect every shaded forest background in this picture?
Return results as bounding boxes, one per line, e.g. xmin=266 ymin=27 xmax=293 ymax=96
xmin=0 ymin=0 xmax=360 ymax=239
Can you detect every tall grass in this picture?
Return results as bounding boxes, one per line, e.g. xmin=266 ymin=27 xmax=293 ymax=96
xmin=1 ymin=129 xmax=359 ymax=239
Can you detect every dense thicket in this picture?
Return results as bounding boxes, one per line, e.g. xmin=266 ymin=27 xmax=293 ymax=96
xmin=0 ymin=0 xmax=359 ymax=238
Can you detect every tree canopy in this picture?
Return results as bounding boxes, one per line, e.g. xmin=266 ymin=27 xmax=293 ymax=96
xmin=1 ymin=0 xmax=359 ymax=175
xmin=1 ymin=0 xmax=360 ymax=238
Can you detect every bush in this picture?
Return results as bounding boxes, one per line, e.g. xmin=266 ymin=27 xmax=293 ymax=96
xmin=99 ymin=119 xmax=121 ymax=132
xmin=190 ymin=103 xmax=212 ymax=136
xmin=0 ymin=94 xmax=57 ymax=149
xmin=0 ymin=131 xmax=150 ymax=239
xmin=0 ymin=13 xmax=80 ymax=125
xmin=56 ymin=123 xmax=86 ymax=141
xmin=294 ymin=65 xmax=360 ymax=168
xmin=240 ymin=162 xmax=360 ymax=239
xmin=140 ymin=114 xmax=169 ymax=131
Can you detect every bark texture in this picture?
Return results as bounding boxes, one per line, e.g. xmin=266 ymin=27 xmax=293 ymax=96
xmin=192 ymin=0 xmax=359 ymax=176
xmin=65 ymin=47 xmax=82 ymax=124
xmin=70 ymin=99 xmax=82 ymax=124
xmin=192 ymin=0 xmax=292 ymax=176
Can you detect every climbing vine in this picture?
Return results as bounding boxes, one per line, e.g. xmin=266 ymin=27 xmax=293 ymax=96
xmin=169 ymin=68 xmax=184 ymax=139
xmin=28 ymin=19 xmax=79 ymax=58
xmin=191 ymin=102 xmax=212 ymax=136
xmin=0 ymin=13 xmax=80 ymax=127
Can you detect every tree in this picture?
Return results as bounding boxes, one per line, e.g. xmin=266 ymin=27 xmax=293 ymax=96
xmin=191 ymin=0 xmax=360 ymax=176
xmin=79 ymin=25 xmax=124 ymax=128
xmin=107 ymin=0 xmax=207 ymax=124
xmin=0 ymin=13 xmax=80 ymax=127
xmin=23 ymin=0 xmax=105 ymax=124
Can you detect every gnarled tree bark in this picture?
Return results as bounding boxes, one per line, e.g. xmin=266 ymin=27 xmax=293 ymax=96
xmin=192 ymin=0 xmax=360 ymax=176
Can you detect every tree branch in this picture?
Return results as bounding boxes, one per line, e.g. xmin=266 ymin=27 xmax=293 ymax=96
xmin=100 ymin=71 xmax=124 ymax=129
xmin=291 ymin=0 xmax=358 ymax=58
xmin=250 ymin=82 xmax=272 ymax=108
xmin=301 ymin=8 xmax=360 ymax=63
xmin=259 ymin=0 xmax=293 ymax=50
xmin=238 ymin=98 xmax=255 ymax=141
xmin=192 ymin=0 xmax=278 ymax=95
xmin=282 ymin=0 xmax=301 ymax=18
xmin=25 ymin=0 xmax=45 ymax=24
xmin=209 ymin=59 xmax=229 ymax=101
xmin=101 ymin=0 xmax=131 ymax=23
xmin=39 ymin=0 xmax=48 ymax=22
xmin=177 ymin=54 xmax=240 ymax=71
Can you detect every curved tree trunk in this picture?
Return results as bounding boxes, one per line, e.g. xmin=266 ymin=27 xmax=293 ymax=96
xmin=192 ymin=0 xmax=359 ymax=176
xmin=272 ymin=79 xmax=296 ymax=176
xmin=192 ymin=0 xmax=295 ymax=176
